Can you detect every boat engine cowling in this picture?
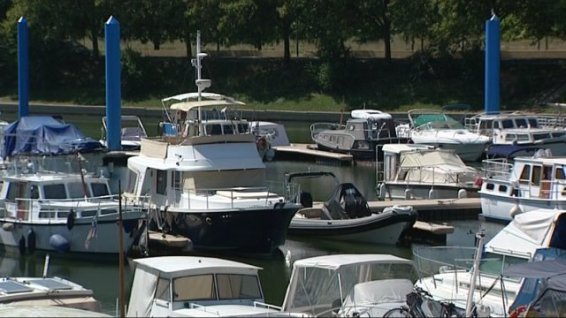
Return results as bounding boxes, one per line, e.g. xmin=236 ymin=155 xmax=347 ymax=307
xmin=321 ymin=183 xmax=371 ymax=220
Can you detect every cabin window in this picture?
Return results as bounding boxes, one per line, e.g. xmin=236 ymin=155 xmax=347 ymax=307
xmin=91 ymin=183 xmax=109 ymax=197
xmin=30 ymin=185 xmax=39 ymax=199
xmin=528 ymin=118 xmax=538 ymax=128
xmin=480 ymin=252 xmax=526 ymax=277
xmin=173 ymin=275 xmax=216 ymax=301
xmin=100 ymin=209 xmax=116 ymax=215
xmin=237 ymin=123 xmax=249 ymax=134
xmin=223 ymin=124 xmax=234 ymax=135
xmin=206 ymin=124 xmax=222 ymax=135
xmin=479 ymin=120 xmax=492 ymax=130
xmin=504 ymin=134 xmax=516 ymax=142
xmin=156 ymin=170 xmax=167 ymax=195
xmin=57 ymin=211 xmax=69 ymax=218
xmin=217 ymin=274 xmax=262 ymax=300
xmin=38 ymin=211 xmax=56 ymax=218
xmin=519 ymin=166 xmax=531 ymax=184
xmin=533 ymin=133 xmax=551 ymax=141
xmin=44 ymin=184 xmax=67 ymax=199
xmin=68 ymin=182 xmax=87 ymax=198
xmin=553 ymin=132 xmax=566 ymax=138
xmin=514 ymin=118 xmax=528 ymax=128
xmin=532 ymin=165 xmax=542 ymax=185
xmin=172 ymin=171 xmax=182 ymax=190
xmin=125 ymin=171 xmax=138 ymax=194
xmin=6 ymin=184 xmax=17 ymax=202
xmin=498 ymin=185 xmax=508 ymax=192
xmin=155 ymin=277 xmax=171 ymax=301
xmin=486 ymin=183 xmax=495 ymax=190
xmin=502 ymin=120 xmax=514 ymax=129
xmin=80 ymin=210 xmax=97 ymax=218
xmin=556 ymin=168 xmax=566 ymax=180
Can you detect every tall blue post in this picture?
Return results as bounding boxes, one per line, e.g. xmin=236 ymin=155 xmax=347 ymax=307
xmin=17 ymin=17 xmax=29 ymax=118
xmin=485 ymin=14 xmax=500 ymax=114
xmin=105 ymin=16 xmax=121 ymax=151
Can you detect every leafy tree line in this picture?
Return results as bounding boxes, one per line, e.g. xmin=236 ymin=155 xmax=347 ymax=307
xmin=0 ymin=0 xmax=564 ymax=108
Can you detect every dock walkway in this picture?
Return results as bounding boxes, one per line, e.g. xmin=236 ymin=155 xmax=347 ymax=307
xmin=274 ymin=143 xmax=353 ymax=164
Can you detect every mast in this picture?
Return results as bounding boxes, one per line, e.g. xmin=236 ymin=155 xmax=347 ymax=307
xmin=465 ymin=229 xmax=485 ymax=317
xmin=192 ymin=30 xmax=211 ymax=136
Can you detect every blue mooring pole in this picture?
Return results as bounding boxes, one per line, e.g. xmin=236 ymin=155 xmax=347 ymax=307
xmin=105 ymin=16 xmax=121 ymax=151
xmin=17 ymin=17 xmax=29 ymax=118
xmin=484 ymin=14 xmax=500 ymax=114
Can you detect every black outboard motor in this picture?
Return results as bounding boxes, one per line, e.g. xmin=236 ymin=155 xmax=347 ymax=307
xmin=321 ymin=183 xmax=371 ymax=220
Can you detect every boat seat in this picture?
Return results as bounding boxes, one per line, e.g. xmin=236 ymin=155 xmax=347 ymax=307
xmin=300 ymin=192 xmax=313 ymax=208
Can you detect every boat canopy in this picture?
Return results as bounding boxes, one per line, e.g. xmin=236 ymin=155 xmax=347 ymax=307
xmin=2 ymin=116 xmax=103 ymax=158
xmin=399 ymin=149 xmax=469 ymax=168
xmin=132 ymin=256 xmax=261 ymax=278
xmin=350 ymin=109 xmax=392 ymax=120
xmin=170 ymin=99 xmax=244 ymax=112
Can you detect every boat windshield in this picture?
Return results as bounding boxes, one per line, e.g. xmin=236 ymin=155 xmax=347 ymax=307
xmin=480 ymin=252 xmax=527 ymax=278
xmin=172 ymin=274 xmax=262 ymax=302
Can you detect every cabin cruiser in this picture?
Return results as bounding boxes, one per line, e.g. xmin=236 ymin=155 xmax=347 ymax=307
xmin=0 ymin=116 xmax=146 ymax=255
xmin=414 ymin=209 xmax=566 ymax=317
xmin=123 ymin=32 xmax=300 ymax=254
xmin=399 ymin=109 xmax=490 ymax=162
xmin=285 ymin=171 xmax=417 ymax=245
xmin=376 ymin=144 xmax=482 ymax=200
xmin=480 ymin=152 xmax=566 ymax=222
xmin=249 ymin=121 xmax=290 ymax=161
xmin=127 ymin=256 xmax=297 ymax=317
xmin=465 ymin=111 xmax=566 ymax=159
xmin=310 ymin=109 xmax=407 ymax=160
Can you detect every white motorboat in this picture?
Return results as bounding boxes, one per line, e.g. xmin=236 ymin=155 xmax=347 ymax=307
xmin=126 ymin=256 xmax=297 ymax=317
xmin=0 ymin=156 xmax=147 ymax=255
xmin=465 ymin=111 xmax=566 ymax=159
xmin=285 ymin=171 xmax=416 ymax=245
xmin=0 ymin=117 xmax=147 ymax=255
xmin=480 ymin=152 xmax=566 ymax=222
xmin=414 ymin=209 xmax=566 ymax=317
xmin=100 ymin=115 xmax=148 ymax=151
xmin=376 ymin=144 xmax=482 ymax=200
xmin=123 ymin=31 xmax=300 ymax=254
xmin=401 ymin=109 xmax=490 ymax=162
xmin=311 ymin=109 xmax=408 ymax=160
xmin=249 ymin=121 xmax=290 ymax=161
xmin=282 ymin=254 xmax=420 ymax=317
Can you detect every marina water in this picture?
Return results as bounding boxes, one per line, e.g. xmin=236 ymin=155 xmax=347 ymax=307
xmin=0 ymin=114 xmax=505 ymax=315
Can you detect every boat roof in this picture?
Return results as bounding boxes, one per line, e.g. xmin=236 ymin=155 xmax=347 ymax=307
xmin=292 ymin=254 xmax=412 ymax=270
xmin=484 ymin=209 xmax=566 ymax=259
xmin=3 ymin=172 xmax=103 ymax=184
xmin=381 ymin=144 xmax=434 ymax=154
xmin=350 ymin=109 xmax=392 ymax=120
xmin=133 ymin=256 xmax=261 ymax=277
xmin=513 ymin=156 xmax=566 ymax=165
xmin=162 ymin=92 xmax=245 ymax=112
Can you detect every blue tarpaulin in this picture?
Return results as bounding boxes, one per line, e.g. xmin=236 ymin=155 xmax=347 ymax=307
xmin=3 ymin=116 xmax=103 ymax=158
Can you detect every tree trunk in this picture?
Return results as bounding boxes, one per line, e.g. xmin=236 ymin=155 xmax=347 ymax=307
xmin=90 ymin=28 xmax=99 ymax=58
xmin=382 ymin=0 xmax=392 ymax=61
xmin=282 ymin=19 xmax=291 ymax=63
xmin=185 ymin=35 xmax=192 ymax=60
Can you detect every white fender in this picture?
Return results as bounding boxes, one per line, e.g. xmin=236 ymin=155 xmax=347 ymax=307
xmin=458 ymin=189 xmax=468 ymax=199
xmin=428 ymin=188 xmax=438 ymax=200
xmin=404 ymin=189 xmax=413 ymax=200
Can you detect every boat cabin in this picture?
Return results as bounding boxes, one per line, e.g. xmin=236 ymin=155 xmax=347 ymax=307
xmin=127 ymin=256 xmax=281 ymax=317
xmin=0 ymin=173 xmax=114 ymax=221
xmin=492 ymin=129 xmax=566 ymax=145
xmin=482 ymin=156 xmax=566 ymax=201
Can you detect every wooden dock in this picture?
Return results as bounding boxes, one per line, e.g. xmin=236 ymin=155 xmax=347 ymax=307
xmin=273 ymin=143 xmax=353 ymax=164
xmin=368 ymin=197 xmax=482 ymax=221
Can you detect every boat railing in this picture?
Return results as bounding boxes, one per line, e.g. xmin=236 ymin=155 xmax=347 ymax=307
xmin=253 ymin=301 xmax=283 ymax=311
xmin=413 ymin=246 xmax=518 ymax=281
xmin=170 ymin=182 xmax=298 ymax=210
xmin=5 ymin=195 xmax=148 ymax=222
xmin=482 ymin=158 xmax=513 ymax=180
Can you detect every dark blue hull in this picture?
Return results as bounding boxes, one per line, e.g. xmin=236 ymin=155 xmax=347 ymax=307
xmin=166 ymin=206 xmax=299 ymax=254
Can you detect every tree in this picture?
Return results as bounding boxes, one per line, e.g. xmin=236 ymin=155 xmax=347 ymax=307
xmin=349 ymin=0 xmax=394 ymax=61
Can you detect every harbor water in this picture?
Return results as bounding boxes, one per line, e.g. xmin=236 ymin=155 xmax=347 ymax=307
xmin=0 ymin=113 xmax=505 ymax=315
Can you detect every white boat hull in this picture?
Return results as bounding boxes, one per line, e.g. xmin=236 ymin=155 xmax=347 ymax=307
xmin=480 ymin=192 xmax=566 ymax=222
xmin=0 ymin=214 xmax=143 ymax=254
xmin=411 ymin=141 xmax=486 ymax=162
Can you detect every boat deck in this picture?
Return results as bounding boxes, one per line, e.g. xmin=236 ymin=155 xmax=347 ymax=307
xmin=273 ymin=143 xmax=353 ymax=164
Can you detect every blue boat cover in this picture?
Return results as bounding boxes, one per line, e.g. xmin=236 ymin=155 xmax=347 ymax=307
xmin=3 ymin=116 xmax=103 ymax=158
